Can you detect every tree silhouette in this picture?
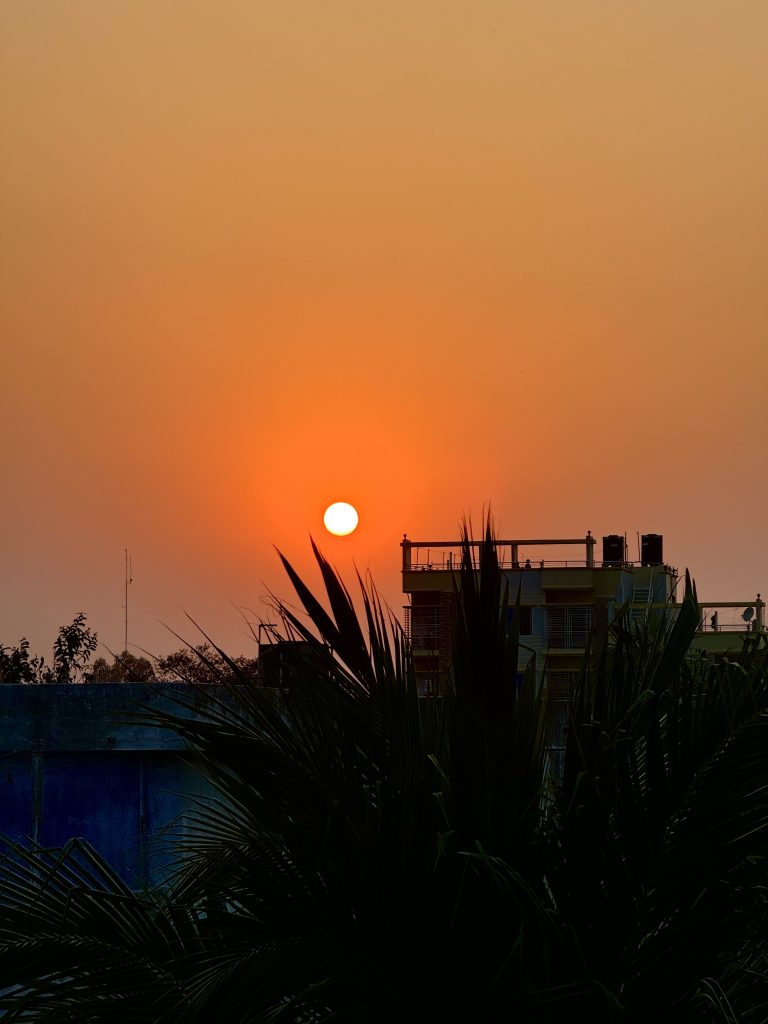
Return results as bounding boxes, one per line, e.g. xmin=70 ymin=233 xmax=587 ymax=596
xmin=0 ymin=613 xmax=97 ymax=684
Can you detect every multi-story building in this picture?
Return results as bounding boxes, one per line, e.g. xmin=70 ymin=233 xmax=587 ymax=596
xmin=402 ymin=531 xmax=765 ymax=697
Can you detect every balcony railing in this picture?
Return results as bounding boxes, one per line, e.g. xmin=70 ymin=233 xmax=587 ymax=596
xmin=659 ymin=601 xmax=767 ymax=634
xmin=403 ymin=606 xmax=441 ymax=652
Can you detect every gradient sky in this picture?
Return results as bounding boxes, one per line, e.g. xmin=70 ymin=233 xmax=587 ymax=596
xmin=2 ymin=1 xmax=766 ymax=661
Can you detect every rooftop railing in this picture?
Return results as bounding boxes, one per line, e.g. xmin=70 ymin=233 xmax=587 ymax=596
xmin=401 ymin=539 xmax=676 ymax=575
xmin=401 ymin=536 xmax=598 ymax=573
xmin=405 ymin=555 xmax=677 ymax=572
xmin=632 ymin=601 xmax=766 ymax=633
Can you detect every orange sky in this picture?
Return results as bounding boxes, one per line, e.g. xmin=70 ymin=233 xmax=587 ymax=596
xmin=1 ymin=1 xmax=766 ymax=660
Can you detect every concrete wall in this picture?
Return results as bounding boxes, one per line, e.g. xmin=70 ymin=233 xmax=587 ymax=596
xmin=0 ymin=683 xmax=226 ymax=888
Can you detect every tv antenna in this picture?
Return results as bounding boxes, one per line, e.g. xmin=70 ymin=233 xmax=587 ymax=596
xmin=742 ymin=606 xmax=755 ymax=622
xmin=123 ymin=549 xmax=133 ymax=664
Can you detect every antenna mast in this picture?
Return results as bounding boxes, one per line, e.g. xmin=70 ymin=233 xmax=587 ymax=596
xmin=124 ymin=549 xmax=133 ymax=668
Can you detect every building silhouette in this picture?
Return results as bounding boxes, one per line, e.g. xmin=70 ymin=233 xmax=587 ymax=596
xmin=402 ymin=531 xmax=765 ymax=698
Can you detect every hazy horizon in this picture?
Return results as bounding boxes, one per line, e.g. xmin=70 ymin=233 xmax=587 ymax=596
xmin=2 ymin=1 xmax=766 ymax=660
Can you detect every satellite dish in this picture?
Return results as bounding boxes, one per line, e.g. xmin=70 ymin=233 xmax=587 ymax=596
xmin=742 ymin=607 xmax=755 ymax=622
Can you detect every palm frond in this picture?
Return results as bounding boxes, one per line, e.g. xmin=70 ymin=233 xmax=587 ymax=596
xmin=0 ymin=836 xmax=197 ymax=1022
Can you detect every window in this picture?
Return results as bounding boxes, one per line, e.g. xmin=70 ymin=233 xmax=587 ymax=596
xmin=405 ymin=605 xmax=441 ymax=651
xmin=547 ymin=606 xmax=592 ymax=648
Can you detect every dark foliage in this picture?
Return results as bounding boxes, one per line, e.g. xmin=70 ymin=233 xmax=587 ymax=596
xmin=89 ymin=650 xmax=155 ymax=682
xmin=0 ymin=613 xmax=97 ymax=684
xmin=1 ymin=528 xmax=768 ymax=1022
xmin=153 ymin=643 xmax=258 ymax=686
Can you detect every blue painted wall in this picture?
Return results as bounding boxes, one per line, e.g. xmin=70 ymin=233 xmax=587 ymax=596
xmin=0 ymin=683 xmax=225 ymax=888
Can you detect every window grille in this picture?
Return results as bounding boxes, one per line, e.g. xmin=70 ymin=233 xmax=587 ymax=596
xmin=547 ymin=606 xmax=592 ymax=648
xmin=403 ymin=606 xmax=441 ymax=652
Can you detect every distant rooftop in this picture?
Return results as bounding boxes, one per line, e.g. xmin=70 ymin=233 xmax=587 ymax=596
xmin=401 ymin=532 xmax=675 ymax=574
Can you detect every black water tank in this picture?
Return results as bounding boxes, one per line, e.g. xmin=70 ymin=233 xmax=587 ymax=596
xmin=602 ymin=535 xmax=625 ymax=566
xmin=641 ymin=534 xmax=663 ymax=566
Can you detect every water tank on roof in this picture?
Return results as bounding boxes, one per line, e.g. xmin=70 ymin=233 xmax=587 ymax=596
xmin=602 ymin=535 xmax=625 ymax=566
xmin=641 ymin=534 xmax=663 ymax=566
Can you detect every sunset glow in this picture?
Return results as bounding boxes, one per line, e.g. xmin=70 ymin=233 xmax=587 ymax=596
xmin=0 ymin=1 xmax=766 ymax=658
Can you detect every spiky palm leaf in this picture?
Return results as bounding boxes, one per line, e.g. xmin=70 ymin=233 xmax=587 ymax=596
xmin=0 ymin=836 xmax=201 ymax=1022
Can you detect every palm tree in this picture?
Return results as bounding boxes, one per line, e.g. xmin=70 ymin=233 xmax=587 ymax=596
xmin=1 ymin=525 xmax=767 ymax=1021
xmin=550 ymin=586 xmax=768 ymax=1022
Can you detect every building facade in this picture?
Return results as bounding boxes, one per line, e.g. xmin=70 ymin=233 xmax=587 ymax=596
xmin=402 ymin=531 xmax=765 ymax=697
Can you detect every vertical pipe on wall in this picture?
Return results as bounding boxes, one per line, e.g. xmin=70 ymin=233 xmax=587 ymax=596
xmin=138 ymin=757 xmax=148 ymax=886
xmin=32 ymin=752 xmax=42 ymax=844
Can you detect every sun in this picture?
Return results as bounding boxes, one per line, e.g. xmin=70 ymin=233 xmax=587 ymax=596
xmin=323 ymin=501 xmax=359 ymax=537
